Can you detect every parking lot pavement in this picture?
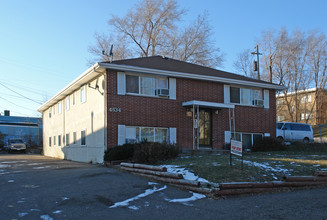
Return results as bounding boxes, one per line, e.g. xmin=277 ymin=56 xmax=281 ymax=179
xmin=1 ymin=154 xmax=327 ymax=220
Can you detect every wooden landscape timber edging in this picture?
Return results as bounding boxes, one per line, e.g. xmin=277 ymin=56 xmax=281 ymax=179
xmin=119 ymin=163 xmax=327 ymax=197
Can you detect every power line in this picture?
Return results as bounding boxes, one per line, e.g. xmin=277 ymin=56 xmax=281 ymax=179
xmin=0 ymin=96 xmax=38 ymax=112
xmin=0 ymin=92 xmax=44 ymax=103
xmin=0 ymin=82 xmax=43 ymax=105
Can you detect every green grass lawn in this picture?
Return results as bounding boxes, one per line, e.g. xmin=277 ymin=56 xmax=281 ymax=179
xmin=159 ymin=143 xmax=327 ymax=183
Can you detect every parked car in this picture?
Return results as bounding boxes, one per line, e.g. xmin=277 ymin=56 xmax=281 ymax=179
xmin=276 ymin=122 xmax=314 ymax=143
xmin=4 ymin=138 xmax=27 ymax=153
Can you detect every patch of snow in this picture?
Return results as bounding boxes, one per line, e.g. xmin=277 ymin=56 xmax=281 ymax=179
xmin=179 ymin=156 xmax=191 ymax=159
xmin=1 ymin=161 xmax=27 ymax=164
xmin=109 ymin=185 xmax=167 ymax=209
xmin=40 ymin=215 xmax=53 ymax=220
xmin=148 ymin=182 xmax=158 ymax=185
xmin=144 ymin=202 xmax=149 ymax=207
xmin=161 ymin=165 xmax=209 ymax=183
xmin=30 ymin=209 xmax=41 ymax=212
xmin=8 ymin=180 xmax=14 ymax=183
xmin=62 ymin=197 xmax=69 ymax=201
xmin=0 ymin=164 xmax=10 ymax=168
xmin=33 ymin=166 xmax=51 ymax=169
xmin=166 ymin=192 xmax=206 ymax=205
xmin=313 ymin=164 xmax=320 ymax=167
xmin=53 ymin=210 xmax=63 ymax=214
xmin=128 ymin=205 xmax=139 ymax=210
xmin=242 ymin=160 xmax=289 ymax=173
xmin=18 ymin=212 xmax=28 ymax=217
xmin=27 ymin=163 xmax=43 ymax=166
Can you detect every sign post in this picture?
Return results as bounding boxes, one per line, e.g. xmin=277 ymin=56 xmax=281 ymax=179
xmin=230 ymin=140 xmax=243 ymax=167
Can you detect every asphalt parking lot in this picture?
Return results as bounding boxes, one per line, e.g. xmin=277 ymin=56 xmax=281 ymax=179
xmin=1 ymin=154 xmax=327 ymax=220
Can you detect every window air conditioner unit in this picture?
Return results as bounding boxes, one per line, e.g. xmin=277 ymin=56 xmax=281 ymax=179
xmin=157 ymin=88 xmax=169 ymax=96
xmin=254 ymin=99 xmax=264 ymax=106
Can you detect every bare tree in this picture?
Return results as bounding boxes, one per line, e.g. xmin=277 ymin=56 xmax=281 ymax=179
xmin=233 ymin=49 xmax=256 ymax=78
xmin=236 ymin=28 xmax=327 ymax=123
xmin=88 ymin=0 xmax=224 ymax=67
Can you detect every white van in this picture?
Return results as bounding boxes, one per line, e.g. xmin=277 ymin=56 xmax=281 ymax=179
xmin=276 ymin=122 xmax=314 ymax=143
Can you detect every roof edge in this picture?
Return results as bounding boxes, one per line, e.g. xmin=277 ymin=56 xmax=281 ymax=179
xmin=38 ymin=63 xmax=103 ymax=112
xmin=99 ymin=62 xmax=286 ymax=91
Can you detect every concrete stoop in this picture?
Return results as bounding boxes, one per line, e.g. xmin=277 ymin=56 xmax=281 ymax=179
xmin=119 ymin=163 xmax=327 ymax=198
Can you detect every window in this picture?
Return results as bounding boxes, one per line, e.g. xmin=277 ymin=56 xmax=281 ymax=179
xmin=49 ymin=137 xmax=51 ymax=147
xmin=301 ymin=95 xmax=312 ymax=103
xmin=276 ymin=99 xmax=284 ymax=106
xmin=58 ymin=135 xmax=61 ymax=146
xmin=81 ymin=130 xmax=86 ymax=146
xmin=54 ymin=136 xmax=56 ymax=145
xmin=73 ymin=91 xmax=77 ymax=105
xmin=49 ymin=107 xmax=52 ymax=118
xmin=73 ymin=131 xmax=77 ymax=144
xmin=66 ymin=97 xmax=70 ymax=110
xmin=81 ymin=86 xmax=86 ymax=103
xmin=231 ymin=132 xmax=263 ymax=148
xmin=301 ymin=112 xmax=312 ymax=120
xmin=58 ymin=101 xmax=62 ymax=114
xmin=125 ymin=74 xmax=168 ymax=97
xmin=66 ymin=133 xmax=70 ymax=146
xmin=230 ymin=87 xmax=263 ymax=106
xmin=125 ymin=126 xmax=168 ymax=143
xmin=291 ymin=123 xmax=311 ymax=131
xmin=230 ymin=87 xmax=240 ymax=103
xmin=126 ymin=75 xmax=139 ymax=93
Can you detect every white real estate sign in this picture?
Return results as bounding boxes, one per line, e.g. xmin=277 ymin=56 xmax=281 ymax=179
xmin=231 ymin=140 xmax=242 ymax=156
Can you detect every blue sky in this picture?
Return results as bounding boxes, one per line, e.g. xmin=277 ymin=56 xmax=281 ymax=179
xmin=0 ymin=0 xmax=326 ymax=117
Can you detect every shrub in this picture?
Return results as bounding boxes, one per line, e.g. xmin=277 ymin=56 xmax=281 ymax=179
xmin=133 ymin=141 xmax=179 ymax=164
xmin=252 ymin=137 xmax=286 ymax=152
xmin=287 ymin=142 xmax=327 ymax=153
xmin=104 ymin=143 xmax=134 ymax=162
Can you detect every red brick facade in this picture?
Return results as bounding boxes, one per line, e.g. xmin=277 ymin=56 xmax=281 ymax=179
xmin=106 ymin=69 xmax=276 ymax=150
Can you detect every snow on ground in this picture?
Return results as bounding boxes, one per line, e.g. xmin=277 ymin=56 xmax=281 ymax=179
xmin=162 ymin=165 xmax=209 ymax=183
xmin=109 ymin=183 xmax=167 ymax=209
xmin=40 ymin=215 xmax=53 ymax=220
xmin=241 ymin=160 xmax=290 ymax=173
xmin=166 ymin=192 xmax=206 ymax=205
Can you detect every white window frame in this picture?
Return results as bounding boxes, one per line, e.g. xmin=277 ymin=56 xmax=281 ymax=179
xmin=73 ymin=131 xmax=77 ymax=144
xmin=80 ymin=86 xmax=86 ymax=103
xmin=58 ymin=101 xmax=62 ymax=114
xmin=66 ymin=97 xmax=70 ymax=110
xmin=230 ymin=132 xmax=263 ymax=147
xmin=49 ymin=107 xmax=52 ymax=118
xmin=125 ymin=73 xmax=169 ymax=98
xmin=65 ymin=133 xmax=70 ymax=146
xmin=125 ymin=126 xmax=169 ymax=143
xmin=73 ymin=91 xmax=77 ymax=105
xmin=81 ymin=130 xmax=86 ymax=146
xmin=58 ymin=134 xmax=61 ymax=146
xmin=230 ymin=86 xmax=264 ymax=107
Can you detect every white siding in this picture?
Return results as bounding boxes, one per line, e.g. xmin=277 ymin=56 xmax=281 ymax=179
xmin=169 ymin=78 xmax=176 ymax=100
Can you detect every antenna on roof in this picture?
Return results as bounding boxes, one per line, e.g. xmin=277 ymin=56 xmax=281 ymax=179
xmin=102 ymin=44 xmax=114 ymax=63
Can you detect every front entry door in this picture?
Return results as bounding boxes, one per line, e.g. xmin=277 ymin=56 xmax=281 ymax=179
xmin=199 ymin=109 xmax=212 ymax=147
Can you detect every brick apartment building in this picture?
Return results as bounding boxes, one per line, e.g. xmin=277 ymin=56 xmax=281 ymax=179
xmin=276 ymin=88 xmax=327 ymax=125
xmin=38 ymin=56 xmax=285 ymax=163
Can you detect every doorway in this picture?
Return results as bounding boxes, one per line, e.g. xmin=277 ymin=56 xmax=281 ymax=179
xmin=199 ymin=109 xmax=212 ymax=147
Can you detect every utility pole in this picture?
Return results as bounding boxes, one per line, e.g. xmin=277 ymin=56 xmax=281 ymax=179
xmin=251 ymin=45 xmax=262 ymax=80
